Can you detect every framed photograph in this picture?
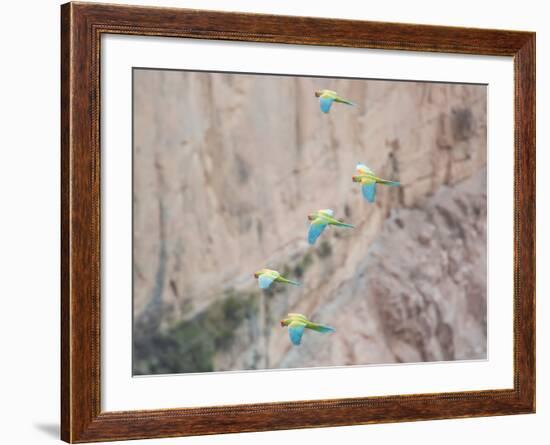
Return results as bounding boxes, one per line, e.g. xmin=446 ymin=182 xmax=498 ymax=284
xmin=61 ymin=2 xmax=535 ymax=442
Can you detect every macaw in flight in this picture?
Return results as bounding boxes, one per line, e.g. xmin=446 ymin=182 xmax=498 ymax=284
xmin=280 ymin=313 xmax=336 ymax=345
xmin=254 ymin=268 xmax=300 ymax=289
xmin=315 ymin=89 xmax=355 ymax=113
xmin=307 ymin=209 xmax=354 ymax=245
xmin=352 ymin=163 xmax=400 ymax=203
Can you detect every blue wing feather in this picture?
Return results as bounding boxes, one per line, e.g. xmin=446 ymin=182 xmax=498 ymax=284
xmin=308 ymin=220 xmax=327 ymax=245
xmin=258 ymin=274 xmax=276 ymax=289
xmin=288 ymin=322 xmax=306 ymax=345
xmin=362 ymin=183 xmax=377 ymax=203
xmin=319 ymin=96 xmax=334 ymax=113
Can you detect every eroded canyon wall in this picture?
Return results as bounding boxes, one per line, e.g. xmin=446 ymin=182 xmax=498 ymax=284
xmin=132 ymin=69 xmax=487 ymax=374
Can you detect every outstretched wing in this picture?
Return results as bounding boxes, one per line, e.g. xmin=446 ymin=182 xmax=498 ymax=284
xmin=319 ymin=96 xmax=334 ymax=113
xmin=308 ymin=218 xmax=328 ymax=245
xmin=361 ymin=182 xmax=377 ymax=203
xmin=288 ymin=321 xmax=307 ymax=345
xmin=356 ymin=163 xmax=374 ymax=175
xmin=258 ymin=273 xmax=276 ymax=289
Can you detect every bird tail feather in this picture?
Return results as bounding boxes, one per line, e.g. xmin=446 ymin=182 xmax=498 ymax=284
xmin=336 ymin=97 xmax=354 ymax=106
xmin=380 ymin=179 xmax=400 ymax=186
xmin=335 ymin=222 xmax=354 ymax=229
xmin=281 ymin=278 xmax=300 ymax=286
xmin=310 ymin=323 xmax=336 ymax=334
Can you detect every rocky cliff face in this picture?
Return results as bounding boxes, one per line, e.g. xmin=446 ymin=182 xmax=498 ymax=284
xmin=132 ymin=69 xmax=487 ymax=374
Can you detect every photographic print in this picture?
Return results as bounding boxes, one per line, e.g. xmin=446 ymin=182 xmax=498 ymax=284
xmin=132 ymin=68 xmax=487 ymax=376
xmin=61 ymin=5 xmax=535 ymax=440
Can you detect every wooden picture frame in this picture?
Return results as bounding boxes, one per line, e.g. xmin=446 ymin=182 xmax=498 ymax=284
xmin=61 ymin=2 xmax=535 ymax=442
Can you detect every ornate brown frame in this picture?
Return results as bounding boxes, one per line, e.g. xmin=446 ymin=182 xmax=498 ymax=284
xmin=61 ymin=2 xmax=535 ymax=442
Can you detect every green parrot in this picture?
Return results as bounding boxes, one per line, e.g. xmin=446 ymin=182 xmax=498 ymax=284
xmin=254 ymin=268 xmax=300 ymax=289
xmin=307 ymin=209 xmax=354 ymax=245
xmin=314 ymin=89 xmax=355 ymax=113
xmin=280 ymin=313 xmax=336 ymax=345
xmin=352 ymin=163 xmax=400 ymax=203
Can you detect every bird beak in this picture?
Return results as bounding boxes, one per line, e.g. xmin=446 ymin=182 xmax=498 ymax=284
xmin=280 ymin=320 xmax=284 ymax=327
